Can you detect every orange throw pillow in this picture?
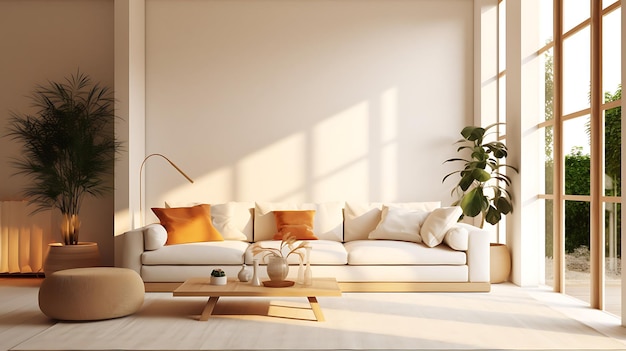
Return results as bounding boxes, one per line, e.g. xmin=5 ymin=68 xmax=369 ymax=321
xmin=273 ymin=210 xmax=318 ymax=240
xmin=151 ymin=204 xmax=224 ymax=245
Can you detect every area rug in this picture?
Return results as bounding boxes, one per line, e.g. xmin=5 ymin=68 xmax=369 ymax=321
xmin=11 ymin=284 xmax=626 ymax=350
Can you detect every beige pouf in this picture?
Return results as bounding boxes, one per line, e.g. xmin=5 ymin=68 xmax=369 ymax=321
xmin=39 ymin=267 xmax=144 ymax=321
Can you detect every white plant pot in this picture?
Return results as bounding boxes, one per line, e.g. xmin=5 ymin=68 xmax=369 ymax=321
xmin=210 ymin=276 xmax=227 ymax=285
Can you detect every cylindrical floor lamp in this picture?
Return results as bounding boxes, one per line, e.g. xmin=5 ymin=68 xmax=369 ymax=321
xmin=139 ymin=153 xmax=194 ymax=227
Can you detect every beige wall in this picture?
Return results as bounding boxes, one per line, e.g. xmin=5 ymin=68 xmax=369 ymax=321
xmin=0 ymin=0 xmax=115 ymax=265
xmin=141 ymin=0 xmax=473 ymax=224
xmin=0 ymin=0 xmax=475 ymax=265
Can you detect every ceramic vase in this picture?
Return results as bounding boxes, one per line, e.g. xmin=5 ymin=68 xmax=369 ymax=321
xmin=297 ymin=258 xmax=305 ymax=284
xmin=266 ymin=256 xmax=289 ymax=281
xmin=304 ymin=247 xmax=312 ymax=286
xmin=251 ymin=259 xmax=261 ymax=286
xmin=238 ymin=263 xmax=251 ymax=282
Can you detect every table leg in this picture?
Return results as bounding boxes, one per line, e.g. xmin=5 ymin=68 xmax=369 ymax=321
xmin=307 ymin=296 xmax=325 ymax=322
xmin=199 ymin=296 xmax=219 ymax=321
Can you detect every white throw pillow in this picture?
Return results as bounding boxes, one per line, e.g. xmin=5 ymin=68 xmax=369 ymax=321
xmin=211 ymin=202 xmax=249 ymax=241
xmin=144 ymin=224 xmax=168 ymax=250
xmin=443 ymin=225 xmax=469 ymax=251
xmin=420 ymin=206 xmax=463 ymax=247
xmin=344 ymin=201 xmax=441 ymax=242
xmin=368 ymin=205 xmax=429 ymax=243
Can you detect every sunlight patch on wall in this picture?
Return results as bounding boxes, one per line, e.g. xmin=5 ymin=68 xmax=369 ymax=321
xmin=311 ymin=102 xmax=370 ymax=200
xmin=162 ymin=167 xmax=234 ymax=206
xmin=380 ymin=88 xmax=397 ymax=143
xmin=237 ymin=133 xmax=307 ymax=201
xmin=311 ymin=161 xmax=370 ymax=202
xmin=379 ymin=87 xmax=398 ymax=201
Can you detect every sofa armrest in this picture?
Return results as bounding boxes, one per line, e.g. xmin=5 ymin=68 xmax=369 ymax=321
xmin=114 ymin=226 xmax=146 ymax=276
xmin=457 ymin=223 xmax=490 ymax=283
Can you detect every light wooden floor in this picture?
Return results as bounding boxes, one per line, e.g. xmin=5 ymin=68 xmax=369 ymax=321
xmin=2 ymin=276 xmax=625 ymax=351
xmin=564 ymin=280 xmax=622 ymax=317
xmin=543 ymin=278 xmax=622 ymax=318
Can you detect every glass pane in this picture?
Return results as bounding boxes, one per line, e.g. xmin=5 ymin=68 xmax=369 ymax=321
xmin=603 ymin=0 xmax=619 ymax=9
xmin=563 ymin=26 xmax=591 ymax=115
xmin=564 ymin=117 xmax=591 ymax=195
xmin=499 ymin=0 xmax=506 ymax=71
xmin=544 ymin=125 xmax=554 ymax=195
xmin=544 ymin=199 xmax=554 ymax=287
xmin=604 ymin=202 xmax=621 ymax=317
xmin=564 ymin=200 xmax=591 ymax=305
xmin=544 ymin=47 xmax=554 ymax=122
xmin=603 ymin=9 xmax=621 ymax=95
xmin=603 ymin=8 xmax=622 ymax=197
xmin=563 ymin=0 xmax=590 ymax=34
xmin=542 ymin=46 xmax=555 ymax=195
xmin=540 ymin=0 xmax=553 ymax=45
xmin=604 ymin=106 xmax=621 ymax=197
xmin=499 ymin=75 xmax=506 ymax=126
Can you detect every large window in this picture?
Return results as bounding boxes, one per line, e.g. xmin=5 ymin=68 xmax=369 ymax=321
xmin=534 ymin=0 xmax=622 ymax=316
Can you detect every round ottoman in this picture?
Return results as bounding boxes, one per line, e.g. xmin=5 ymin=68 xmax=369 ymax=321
xmin=39 ymin=267 xmax=144 ymax=321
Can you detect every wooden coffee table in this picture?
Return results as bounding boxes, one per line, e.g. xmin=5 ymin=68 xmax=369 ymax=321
xmin=173 ymin=277 xmax=341 ymax=321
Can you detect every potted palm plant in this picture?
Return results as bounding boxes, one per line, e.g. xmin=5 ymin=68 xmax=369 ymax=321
xmin=6 ymin=71 xmax=119 ymax=274
xmin=442 ymin=123 xmax=518 ymax=283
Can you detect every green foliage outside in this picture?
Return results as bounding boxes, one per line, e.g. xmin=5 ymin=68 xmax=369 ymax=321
xmin=601 ymin=86 xmax=622 ymax=197
xmin=564 ymin=147 xmax=590 ymax=253
xmin=544 ymin=147 xmax=592 ymax=254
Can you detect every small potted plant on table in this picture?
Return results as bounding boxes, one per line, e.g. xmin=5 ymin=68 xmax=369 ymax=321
xmin=210 ymin=269 xmax=227 ymax=285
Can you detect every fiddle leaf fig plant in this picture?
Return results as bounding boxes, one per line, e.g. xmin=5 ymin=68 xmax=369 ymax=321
xmin=442 ymin=123 xmax=518 ymax=228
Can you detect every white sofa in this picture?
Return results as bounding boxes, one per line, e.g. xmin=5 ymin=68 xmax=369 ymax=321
xmin=115 ymin=201 xmax=491 ymax=292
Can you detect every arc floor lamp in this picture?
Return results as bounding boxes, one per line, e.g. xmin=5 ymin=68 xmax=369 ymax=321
xmin=139 ymin=153 xmax=194 ymax=226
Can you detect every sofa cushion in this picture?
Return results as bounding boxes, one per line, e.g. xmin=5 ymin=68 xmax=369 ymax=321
xmin=273 ymin=210 xmax=317 ymax=240
xmin=151 ymin=204 xmax=224 ymax=245
xmin=443 ymin=225 xmax=469 ymax=251
xmin=368 ymin=205 xmax=429 ymax=243
xmin=144 ymin=224 xmax=168 ymax=250
xmin=142 ymin=241 xmax=249 ymax=265
xmin=420 ymin=206 xmax=463 ymax=247
xmin=249 ymin=240 xmax=347 ymax=265
xmin=344 ymin=202 xmax=441 ymax=242
xmin=211 ymin=202 xmax=253 ymax=241
xmin=344 ymin=240 xmax=466 ymax=265
xmin=254 ymin=202 xmax=344 ymax=241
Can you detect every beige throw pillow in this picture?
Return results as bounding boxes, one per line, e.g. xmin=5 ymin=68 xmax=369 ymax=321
xmin=210 ymin=202 xmax=249 ymax=241
xmin=420 ymin=206 xmax=463 ymax=247
xmin=344 ymin=201 xmax=441 ymax=241
xmin=368 ymin=205 xmax=428 ymax=243
xmin=443 ymin=225 xmax=469 ymax=251
xmin=144 ymin=224 xmax=168 ymax=250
